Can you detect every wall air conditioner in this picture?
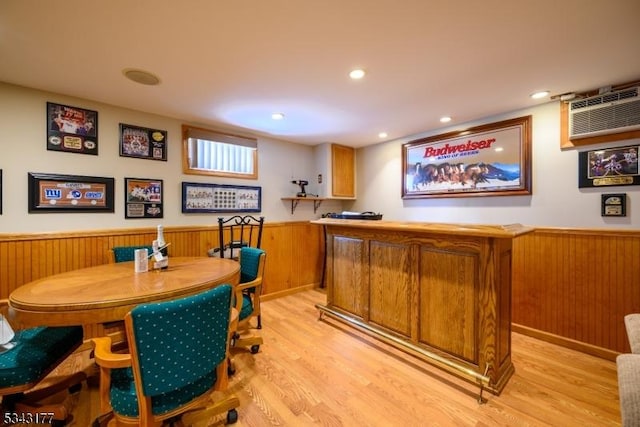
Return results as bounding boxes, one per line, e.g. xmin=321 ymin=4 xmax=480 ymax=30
xmin=569 ymin=86 xmax=640 ymax=139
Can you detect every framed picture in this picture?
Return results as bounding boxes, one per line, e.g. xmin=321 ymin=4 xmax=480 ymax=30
xmin=47 ymin=102 xmax=98 ymax=155
xmin=119 ymin=123 xmax=168 ymax=161
xmin=402 ymin=116 xmax=532 ymax=199
xmin=601 ymin=193 xmax=627 ymax=217
xmin=28 ymin=172 xmax=114 ymax=213
xmin=124 ymin=177 xmax=164 ymax=219
xmin=182 ymin=182 xmax=261 ymax=213
xmin=578 ymin=144 xmax=639 ymax=188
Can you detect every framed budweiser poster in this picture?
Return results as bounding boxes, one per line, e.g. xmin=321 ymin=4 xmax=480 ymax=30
xmin=402 ymin=116 xmax=532 ymax=199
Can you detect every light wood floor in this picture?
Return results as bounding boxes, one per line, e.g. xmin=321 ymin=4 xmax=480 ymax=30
xmin=44 ymin=289 xmax=621 ymax=426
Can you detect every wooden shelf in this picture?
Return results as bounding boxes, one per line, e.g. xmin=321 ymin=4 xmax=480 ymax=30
xmin=281 ymin=197 xmax=326 ymax=214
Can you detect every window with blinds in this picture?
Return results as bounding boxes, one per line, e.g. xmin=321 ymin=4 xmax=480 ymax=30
xmin=182 ymin=125 xmax=258 ymax=179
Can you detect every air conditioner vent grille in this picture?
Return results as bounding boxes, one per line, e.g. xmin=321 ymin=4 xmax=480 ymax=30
xmin=569 ymin=86 xmax=640 ymax=138
xmin=570 ymin=87 xmax=639 ymax=111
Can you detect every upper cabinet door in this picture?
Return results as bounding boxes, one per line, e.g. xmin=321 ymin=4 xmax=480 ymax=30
xmin=331 ymin=144 xmax=355 ymax=198
xmin=314 ymin=143 xmax=356 ymax=199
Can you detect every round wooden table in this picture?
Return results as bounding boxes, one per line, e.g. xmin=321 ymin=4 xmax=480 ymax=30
xmin=9 ymin=257 xmax=240 ymax=327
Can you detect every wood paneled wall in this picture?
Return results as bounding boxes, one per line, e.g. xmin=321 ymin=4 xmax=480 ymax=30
xmin=512 ymin=228 xmax=640 ymax=358
xmin=0 ymin=221 xmax=323 ymax=317
xmin=0 ymin=222 xmax=323 ymax=299
xmin=1 ymin=223 xmax=638 ymax=358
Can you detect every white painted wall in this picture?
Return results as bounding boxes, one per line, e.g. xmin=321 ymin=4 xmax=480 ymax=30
xmin=2 ymin=83 xmax=638 ymax=232
xmin=349 ymin=101 xmax=640 ymax=228
xmin=0 ymin=83 xmax=342 ymax=233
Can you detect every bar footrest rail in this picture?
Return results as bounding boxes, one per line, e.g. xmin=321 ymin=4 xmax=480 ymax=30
xmin=316 ymin=303 xmax=491 ymax=403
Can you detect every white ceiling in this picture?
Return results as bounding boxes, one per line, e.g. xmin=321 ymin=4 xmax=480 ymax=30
xmin=1 ymin=0 xmax=640 ymax=147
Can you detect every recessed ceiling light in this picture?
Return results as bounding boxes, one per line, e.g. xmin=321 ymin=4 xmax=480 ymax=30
xmin=440 ymin=116 xmax=452 ymax=123
xmin=271 ymin=112 xmax=285 ymax=120
xmin=378 ymin=132 xmax=388 ymax=139
xmin=530 ymin=90 xmax=550 ymax=99
xmin=122 ymin=68 xmax=161 ymax=86
xmin=349 ymin=69 xmax=366 ymax=80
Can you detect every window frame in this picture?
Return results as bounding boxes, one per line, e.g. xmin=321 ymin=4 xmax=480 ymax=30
xmin=181 ymin=125 xmax=258 ymax=179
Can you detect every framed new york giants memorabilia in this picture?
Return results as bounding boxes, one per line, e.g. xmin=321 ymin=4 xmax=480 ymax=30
xmin=47 ymin=102 xmax=98 ymax=155
xmin=119 ymin=123 xmax=168 ymax=161
xmin=28 ymin=172 xmax=114 ymax=213
xmin=124 ymin=177 xmax=164 ymax=219
xmin=578 ymin=144 xmax=639 ymax=188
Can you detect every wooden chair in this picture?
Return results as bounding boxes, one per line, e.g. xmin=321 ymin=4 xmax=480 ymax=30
xmin=232 ymin=247 xmax=266 ymax=354
xmin=91 ymin=285 xmax=240 ymax=426
xmin=112 ymin=245 xmax=154 ymax=263
xmin=210 ymin=215 xmax=264 ymax=259
xmin=0 ymin=300 xmax=86 ymax=426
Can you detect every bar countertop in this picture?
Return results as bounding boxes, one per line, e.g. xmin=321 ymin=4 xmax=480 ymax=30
xmin=311 ymin=218 xmax=533 ymax=238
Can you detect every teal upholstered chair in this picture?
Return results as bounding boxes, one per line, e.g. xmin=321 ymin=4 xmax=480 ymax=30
xmin=91 ymin=285 xmax=240 ymax=426
xmin=232 ymin=247 xmax=266 ymax=354
xmin=112 ymin=245 xmax=154 ymax=263
xmin=0 ymin=300 xmax=85 ymax=425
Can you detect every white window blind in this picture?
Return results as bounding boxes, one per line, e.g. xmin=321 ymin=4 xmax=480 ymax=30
xmin=191 ymin=139 xmax=254 ymax=174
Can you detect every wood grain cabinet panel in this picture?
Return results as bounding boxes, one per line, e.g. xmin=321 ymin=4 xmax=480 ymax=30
xmin=331 ymin=144 xmax=355 ymax=198
xmin=419 ymin=246 xmax=478 ymax=363
xmin=369 ymin=241 xmax=411 ymax=337
xmin=331 ymin=236 xmax=366 ymax=317
xmin=314 ymin=143 xmax=356 ymax=199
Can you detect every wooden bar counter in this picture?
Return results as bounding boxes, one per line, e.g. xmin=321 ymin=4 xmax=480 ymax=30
xmin=312 ymin=218 xmax=533 ymax=395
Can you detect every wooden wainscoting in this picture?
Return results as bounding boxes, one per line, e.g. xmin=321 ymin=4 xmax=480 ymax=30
xmin=512 ymin=227 xmax=640 ymax=358
xmin=2 ymin=223 xmax=639 ymax=358
xmin=0 ymin=221 xmax=323 ymax=338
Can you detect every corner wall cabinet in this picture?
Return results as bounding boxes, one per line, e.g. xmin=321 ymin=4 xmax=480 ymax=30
xmin=314 ymin=143 xmax=355 ymax=199
xmin=312 ymin=218 xmax=533 ymax=398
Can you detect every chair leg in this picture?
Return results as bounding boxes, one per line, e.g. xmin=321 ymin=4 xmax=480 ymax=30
xmin=234 ymin=333 xmax=263 ymax=354
xmin=91 ymin=411 xmax=114 ymax=427
xmin=257 ymin=314 xmax=262 ymax=329
xmin=227 ymin=357 xmax=236 ymax=376
xmin=180 ymin=395 xmax=240 ymax=426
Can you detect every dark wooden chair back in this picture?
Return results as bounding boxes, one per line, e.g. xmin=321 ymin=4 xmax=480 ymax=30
xmin=214 ymin=215 xmax=264 ymax=259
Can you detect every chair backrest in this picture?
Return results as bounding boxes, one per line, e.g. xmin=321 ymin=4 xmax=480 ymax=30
xmin=216 ymin=215 xmax=264 ymax=259
xmin=112 ymin=245 xmax=154 ymax=263
xmin=237 ymin=248 xmax=266 ymax=325
xmin=239 ymin=247 xmax=266 ymax=285
xmin=125 ymin=285 xmax=233 ymax=400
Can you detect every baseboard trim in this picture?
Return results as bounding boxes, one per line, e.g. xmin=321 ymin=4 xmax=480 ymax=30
xmin=262 ymin=284 xmax=317 ymax=302
xmin=512 ymin=323 xmax=620 ymax=361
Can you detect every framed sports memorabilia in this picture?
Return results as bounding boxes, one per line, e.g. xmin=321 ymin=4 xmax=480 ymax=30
xmin=601 ymin=193 xmax=627 ymax=217
xmin=28 ymin=172 xmax=114 ymax=213
xmin=578 ymin=144 xmax=639 ymax=188
xmin=46 ymin=102 xmax=98 ymax=155
xmin=124 ymin=177 xmax=164 ymax=219
xmin=402 ymin=116 xmax=532 ymax=199
xmin=119 ymin=124 xmax=168 ymax=161
xmin=182 ymin=182 xmax=261 ymax=213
